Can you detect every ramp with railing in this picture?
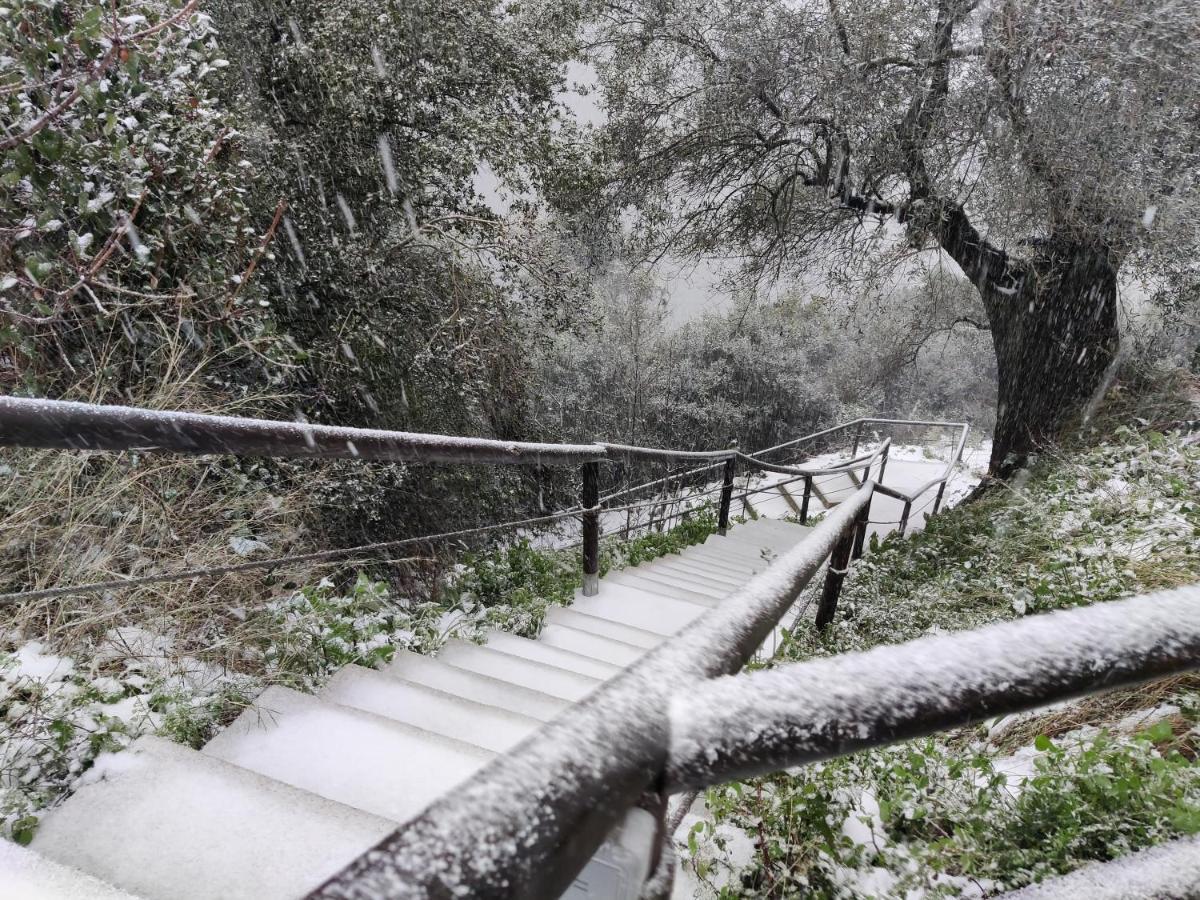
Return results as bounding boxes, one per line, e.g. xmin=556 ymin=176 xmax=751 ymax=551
xmin=0 ymin=395 xmax=1195 ymax=899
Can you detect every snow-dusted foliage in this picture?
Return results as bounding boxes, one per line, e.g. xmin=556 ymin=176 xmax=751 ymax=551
xmin=683 ymin=421 xmax=1200 ymax=896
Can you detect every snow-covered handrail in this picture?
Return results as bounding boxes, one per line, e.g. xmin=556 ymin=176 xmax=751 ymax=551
xmin=666 ymin=584 xmax=1200 ymax=789
xmin=0 ymin=395 xmax=609 ymax=467
xmin=306 ymin=488 xmax=877 ymax=900
xmin=735 ymin=439 xmax=890 ymax=477
xmin=597 ymin=441 xmax=735 ymax=462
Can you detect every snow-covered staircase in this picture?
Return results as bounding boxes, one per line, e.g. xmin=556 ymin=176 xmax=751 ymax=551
xmin=12 ymin=517 xmax=814 ymax=900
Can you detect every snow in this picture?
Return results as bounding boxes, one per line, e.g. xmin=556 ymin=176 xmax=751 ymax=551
xmin=32 ymin=736 xmax=394 ymax=900
xmin=11 ymin=643 xmax=74 ymax=682
xmin=0 ymin=839 xmax=140 ymax=900
xmin=436 ymin=639 xmax=601 ymax=701
xmin=320 ymin=665 xmax=541 ymax=753
xmin=1002 ymin=835 xmax=1200 ymax=899
xmin=203 ymin=686 xmax=492 ymax=824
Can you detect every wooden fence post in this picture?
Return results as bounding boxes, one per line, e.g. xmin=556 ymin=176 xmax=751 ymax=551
xmin=898 ymin=499 xmax=912 ymax=537
xmin=800 ymin=475 xmax=812 ymax=525
xmin=718 ymin=450 xmax=736 ymax=535
xmin=581 ymin=461 xmax=600 ymax=596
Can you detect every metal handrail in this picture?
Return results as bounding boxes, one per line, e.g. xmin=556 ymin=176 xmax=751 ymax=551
xmin=306 ymin=488 xmax=877 ymax=899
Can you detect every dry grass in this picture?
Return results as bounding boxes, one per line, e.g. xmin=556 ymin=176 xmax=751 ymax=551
xmin=0 ymin=330 xmax=322 ymax=676
xmin=991 ymin=673 xmax=1200 ymax=754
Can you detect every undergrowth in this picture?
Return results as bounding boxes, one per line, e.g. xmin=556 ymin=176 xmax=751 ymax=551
xmin=0 ymin=506 xmax=716 ymax=844
xmin=685 ymin=409 xmax=1200 ymax=897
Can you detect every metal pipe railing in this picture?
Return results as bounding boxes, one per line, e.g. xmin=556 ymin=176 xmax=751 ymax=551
xmin=0 ymin=396 xmax=607 ymax=466
xmin=305 ymin=488 xmax=876 ymax=900
xmin=666 ymin=584 xmax=1200 ymax=789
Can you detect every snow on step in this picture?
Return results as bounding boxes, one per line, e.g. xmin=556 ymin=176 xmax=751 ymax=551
xmin=387 ymin=649 xmax=568 ymax=720
xmin=538 ymin=623 xmax=647 ymax=667
xmin=641 ymin=556 xmax=745 ymax=586
xmin=626 ymin=561 xmax=740 ymax=595
xmin=32 ymin=735 xmax=392 ymax=900
xmin=0 ymin=840 xmax=141 ymax=900
xmin=436 ymin=639 xmax=600 ymax=701
xmin=579 ymin=580 xmax=712 ymax=616
xmin=677 ymin=546 xmax=765 ymax=574
xmin=543 ymin=606 xmax=664 ymax=649
xmin=203 ymin=686 xmax=490 ymax=825
xmin=604 ymin=570 xmax=723 ymax=606
xmin=320 ymin=665 xmax=542 ymax=753
xmin=483 ymin=630 xmax=622 ymax=680
xmin=572 ymin=587 xmax=705 ymax=635
xmin=810 ymin=472 xmax=859 ymax=507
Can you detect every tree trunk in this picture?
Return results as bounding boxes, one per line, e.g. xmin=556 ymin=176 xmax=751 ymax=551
xmin=985 ymin=244 xmax=1120 ymax=475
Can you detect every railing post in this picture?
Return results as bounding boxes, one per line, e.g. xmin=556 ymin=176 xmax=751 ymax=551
xmin=816 ymin=521 xmax=856 ymax=630
xmin=852 ymin=498 xmax=869 ymax=560
xmin=898 ymin=499 xmax=912 ymax=537
xmin=581 ymin=461 xmax=600 ymax=596
xmin=717 ymin=446 xmax=737 ymax=535
xmin=799 ymin=475 xmax=812 ymax=525
xmin=932 ymin=482 xmax=947 ymax=516
xmin=850 ymin=421 xmax=863 ymax=457
xmin=877 ymin=441 xmax=889 ymax=484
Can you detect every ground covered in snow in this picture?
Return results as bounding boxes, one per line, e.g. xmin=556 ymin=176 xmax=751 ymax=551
xmin=679 ymin=421 xmax=1200 ymax=897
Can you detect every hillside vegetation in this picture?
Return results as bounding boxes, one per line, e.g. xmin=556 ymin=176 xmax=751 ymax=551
xmin=681 ymin=374 xmax=1200 ymax=897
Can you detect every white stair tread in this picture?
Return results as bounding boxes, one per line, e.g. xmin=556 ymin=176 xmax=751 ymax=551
xmin=203 ymin=686 xmax=490 ymax=824
xmin=676 ymin=547 xmax=765 ymax=574
xmin=0 ymin=840 xmax=141 ymax=900
xmin=483 ymin=631 xmax=622 ymax=680
xmin=538 ymin=623 xmax=646 ymax=667
xmin=320 ymin=665 xmax=542 ymax=754
xmin=603 ymin=571 xmax=723 ymax=606
xmin=482 ymin=628 xmax=624 ymax=681
xmin=543 ymin=606 xmax=664 ymax=649
xmin=32 ymin=736 xmax=392 ymax=900
xmin=641 ymin=557 xmax=745 ymax=585
xmin=386 ymin=649 xmax=568 ymax=720
xmin=627 ymin=562 xmax=740 ymax=594
xmin=572 ymin=589 xmax=706 ymax=635
xmin=579 ymin=580 xmax=712 ymax=614
xmin=437 ymin=640 xmax=600 ymax=702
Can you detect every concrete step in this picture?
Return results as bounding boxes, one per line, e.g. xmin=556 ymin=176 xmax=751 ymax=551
xmin=387 ymin=649 xmax=568 ymax=721
xmin=673 ymin=548 xmax=767 ymax=577
xmin=203 ymin=686 xmax=491 ymax=824
xmin=0 ymin=840 xmax=141 ymax=900
xmin=634 ymin=559 xmax=743 ymax=592
xmin=604 ymin=571 xmax=723 ymax=606
xmin=572 ymin=587 xmax=706 ymax=635
xmin=581 ymin=579 xmax=712 ymax=612
xmin=538 ymin=622 xmax=646 ymax=667
xmin=320 ymin=664 xmax=542 ymax=753
xmin=32 ymin=735 xmax=392 ymax=900
xmin=483 ymin=630 xmax=622 ymax=680
xmin=437 ymin=639 xmax=600 ymax=702
xmin=641 ymin=556 xmax=746 ymax=585
xmin=543 ymin=606 xmax=665 ymax=649
xmin=677 ymin=546 xmax=766 ymax=574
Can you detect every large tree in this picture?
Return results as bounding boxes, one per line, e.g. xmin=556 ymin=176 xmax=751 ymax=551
xmin=586 ymin=0 xmax=1200 ymax=472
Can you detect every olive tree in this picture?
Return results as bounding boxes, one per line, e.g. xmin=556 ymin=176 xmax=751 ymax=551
xmin=585 ymin=0 xmax=1200 ymax=472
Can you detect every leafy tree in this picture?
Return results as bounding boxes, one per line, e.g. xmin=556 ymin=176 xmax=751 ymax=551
xmin=584 ymin=0 xmax=1200 ymax=472
xmin=0 ymin=0 xmax=279 ymax=396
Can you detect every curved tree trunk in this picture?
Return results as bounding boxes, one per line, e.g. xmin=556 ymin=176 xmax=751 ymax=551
xmin=983 ymin=245 xmax=1120 ymax=475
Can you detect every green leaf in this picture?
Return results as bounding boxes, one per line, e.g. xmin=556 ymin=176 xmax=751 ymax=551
xmin=1145 ymin=721 xmax=1175 ymax=744
xmin=1034 ymin=734 xmax=1055 ymax=752
xmin=11 ymin=816 xmax=38 ymax=846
